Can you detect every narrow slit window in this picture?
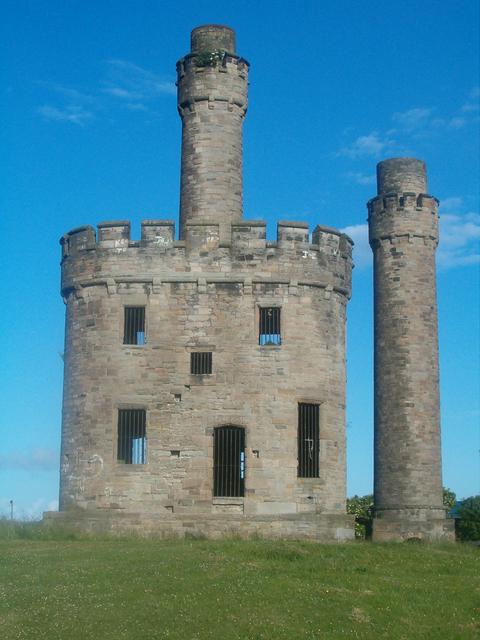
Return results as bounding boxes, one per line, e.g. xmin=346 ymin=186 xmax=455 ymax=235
xmin=191 ymin=352 xmax=212 ymax=375
xmin=123 ymin=307 xmax=146 ymax=345
xmin=213 ymin=426 xmax=245 ymax=497
xmin=259 ymin=307 xmax=281 ymax=345
xmin=298 ymin=403 xmax=319 ymax=478
xmin=117 ymin=409 xmax=147 ymax=464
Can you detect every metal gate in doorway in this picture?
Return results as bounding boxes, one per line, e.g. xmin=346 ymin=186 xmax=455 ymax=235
xmin=213 ymin=426 xmax=245 ymax=497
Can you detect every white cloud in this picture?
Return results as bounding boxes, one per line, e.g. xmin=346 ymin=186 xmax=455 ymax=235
xmin=345 ymin=171 xmax=376 ymax=186
xmin=0 ymin=497 xmax=58 ymax=521
xmin=47 ymin=499 xmax=59 ymax=512
xmin=340 ymin=88 xmax=478 ymax=157
xmin=37 ymin=59 xmax=175 ymax=125
xmin=38 ymin=104 xmax=93 ymax=125
xmin=0 ymin=447 xmax=58 ymax=471
xmin=393 ymin=106 xmax=470 ymax=135
xmin=341 ymin=224 xmax=371 ymax=268
xmin=448 ymin=116 xmax=466 ymax=129
xmin=438 ymin=212 xmax=480 ymax=268
xmin=440 ymin=197 xmax=463 ymax=213
xmin=461 ymin=102 xmax=479 ymax=113
xmin=462 ymin=86 xmax=480 ymax=112
xmin=338 ymin=132 xmax=391 ymax=159
xmin=52 ymin=85 xmax=95 ymax=104
xmin=393 ymin=107 xmax=433 ymax=131
xmin=125 ymin=102 xmax=149 ymax=112
xmin=104 ymin=59 xmax=176 ymax=101
xmin=103 ymin=86 xmax=137 ymax=99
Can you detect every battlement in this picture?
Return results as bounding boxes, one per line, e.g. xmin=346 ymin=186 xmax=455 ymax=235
xmin=61 ymin=219 xmax=352 ymax=256
xmin=367 ymin=192 xmax=439 ymax=248
xmin=60 ymin=219 xmax=353 ymax=298
xmin=178 ymin=52 xmax=249 ymax=73
xmin=367 ymin=192 xmax=439 ymax=216
xmin=176 ymin=54 xmax=249 ymax=116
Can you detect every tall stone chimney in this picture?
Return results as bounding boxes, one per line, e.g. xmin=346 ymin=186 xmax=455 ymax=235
xmin=176 ymin=25 xmax=249 ymax=239
xmin=368 ymin=158 xmax=454 ymax=541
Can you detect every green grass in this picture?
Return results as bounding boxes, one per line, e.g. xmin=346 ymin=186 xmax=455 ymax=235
xmin=0 ymin=524 xmax=478 ymax=639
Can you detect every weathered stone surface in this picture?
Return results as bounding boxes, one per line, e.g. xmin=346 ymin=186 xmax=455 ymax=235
xmin=44 ymin=510 xmax=354 ymax=542
xmin=56 ymin=26 xmax=354 ymax=542
xmin=177 ymin=27 xmax=249 ymax=238
xmin=369 ymin=158 xmax=454 ymax=542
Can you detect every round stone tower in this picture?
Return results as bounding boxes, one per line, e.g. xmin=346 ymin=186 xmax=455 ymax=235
xmin=177 ymin=25 xmax=248 ymax=238
xmin=50 ymin=26 xmax=355 ymax=541
xmin=368 ymin=158 xmax=454 ymax=541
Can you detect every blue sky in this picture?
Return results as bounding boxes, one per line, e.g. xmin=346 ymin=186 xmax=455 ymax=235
xmin=1 ymin=0 xmax=479 ymax=518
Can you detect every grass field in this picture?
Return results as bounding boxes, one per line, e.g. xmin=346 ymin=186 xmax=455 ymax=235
xmin=0 ymin=525 xmax=478 ymax=639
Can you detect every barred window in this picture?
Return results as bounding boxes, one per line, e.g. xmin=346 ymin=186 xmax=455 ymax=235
xmin=259 ymin=307 xmax=281 ymax=345
xmin=123 ymin=307 xmax=145 ymax=345
xmin=213 ymin=426 xmax=245 ymax=497
xmin=117 ymin=409 xmax=147 ymax=464
xmin=191 ymin=352 xmax=212 ymax=375
xmin=298 ymin=403 xmax=319 ymax=477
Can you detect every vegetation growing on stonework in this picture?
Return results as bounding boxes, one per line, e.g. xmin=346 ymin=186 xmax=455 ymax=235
xmin=194 ymin=49 xmax=226 ymax=67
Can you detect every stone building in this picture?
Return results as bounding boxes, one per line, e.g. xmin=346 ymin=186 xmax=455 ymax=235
xmin=52 ymin=25 xmax=354 ymax=541
xmin=49 ymin=25 xmax=453 ymax=542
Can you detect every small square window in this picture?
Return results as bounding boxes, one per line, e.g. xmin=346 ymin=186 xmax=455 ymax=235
xmin=191 ymin=352 xmax=212 ymax=375
xmin=259 ymin=307 xmax=281 ymax=345
xmin=123 ymin=307 xmax=146 ymax=345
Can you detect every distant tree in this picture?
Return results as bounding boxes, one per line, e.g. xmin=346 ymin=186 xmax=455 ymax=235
xmin=347 ymin=487 xmax=457 ymax=540
xmin=443 ymin=487 xmax=456 ymax=510
xmin=346 ymin=494 xmax=373 ymax=539
xmin=456 ymin=496 xmax=480 ymax=541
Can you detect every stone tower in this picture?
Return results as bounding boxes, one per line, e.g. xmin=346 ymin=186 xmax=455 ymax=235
xmin=51 ymin=25 xmax=354 ymax=541
xmin=368 ymin=158 xmax=454 ymax=541
xmin=178 ymin=25 xmax=247 ymax=238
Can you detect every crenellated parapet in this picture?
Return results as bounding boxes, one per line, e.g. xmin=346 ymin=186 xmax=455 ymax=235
xmin=176 ymin=53 xmax=249 ymax=117
xmin=177 ymin=24 xmax=248 ymax=118
xmin=60 ymin=219 xmax=353 ymax=300
xmin=368 ymin=156 xmax=439 ymax=250
xmin=367 ymin=192 xmax=439 ymax=249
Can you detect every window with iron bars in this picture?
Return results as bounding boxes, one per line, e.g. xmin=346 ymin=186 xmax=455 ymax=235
xmin=191 ymin=352 xmax=212 ymax=375
xmin=123 ymin=307 xmax=146 ymax=345
xmin=259 ymin=307 xmax=281 ymax=346
xmin=117 ymin=409 xmax=147 ymax=464
xmin=298 ymin=403 xmax=319 ymax=477
xmin=213 ymin=426 xmax=245 ymax=497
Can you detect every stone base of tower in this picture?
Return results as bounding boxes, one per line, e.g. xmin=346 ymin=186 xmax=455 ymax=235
xmin=372 ymin=508 xmax=455 ymax=542
xmin=43 ymin=510 xmax=355 ymax=542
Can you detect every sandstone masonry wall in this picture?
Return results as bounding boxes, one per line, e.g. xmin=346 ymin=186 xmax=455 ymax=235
xmin=368 ymin=158 xmax=454 ymax=541
xmin=58 ymin=220 xmax=354 ymax=539
xmin=177 ymin=28 xmax=248 ymax=237
xmin=54 ymin=24 xmax=355 ymax=542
